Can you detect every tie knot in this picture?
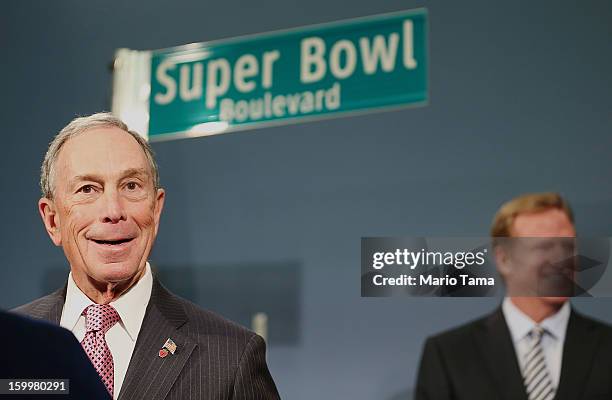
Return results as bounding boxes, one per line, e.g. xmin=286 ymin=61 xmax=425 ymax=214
xmin=83 ymin=304 xmax=120 ymax=333
xmin=530 ymin=325 xmax=545 ymax=342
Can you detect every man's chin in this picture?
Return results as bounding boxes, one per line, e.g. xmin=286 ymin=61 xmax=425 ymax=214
xmin=87 ymin=261 xmax=143 ymax=285
xmin=541 ymin=296 xmax=569 ymax=303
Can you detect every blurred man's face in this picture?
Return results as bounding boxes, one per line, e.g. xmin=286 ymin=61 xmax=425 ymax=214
xmin=39 ymin=127 xmax=164 ymax=291
xmin=497 ymin=208 xmax=576 ymax=301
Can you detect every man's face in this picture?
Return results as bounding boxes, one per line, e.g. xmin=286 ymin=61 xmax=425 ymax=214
xmin=496 ymin=208 xmax=576 ymax=301
xmin=39 ymin=127 xmax=164 ymax=288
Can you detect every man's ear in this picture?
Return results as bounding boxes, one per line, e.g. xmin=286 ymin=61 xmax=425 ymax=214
xmin=39 ymin=197 xmax=62 ymax=246
xmin=494 ymin=244 xmax=511 ymax=278
xmin=153 ymin=188 xmax=165 ymax=236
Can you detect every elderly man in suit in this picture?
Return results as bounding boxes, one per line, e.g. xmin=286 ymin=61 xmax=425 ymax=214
xmin=415 ymin=192 xmax=612 ymax=400
xmin=14 ymin=113 xmax=280 ymax=400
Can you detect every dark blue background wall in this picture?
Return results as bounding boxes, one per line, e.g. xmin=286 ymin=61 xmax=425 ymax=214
xmin=2 ymin=1 xmax=611 ymax=399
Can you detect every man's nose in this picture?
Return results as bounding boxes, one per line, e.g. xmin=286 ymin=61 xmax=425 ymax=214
xmin=548 ymin=240 xmax=575 ymax=268
xmin=99 ymin=190 xmax=127 ymax=223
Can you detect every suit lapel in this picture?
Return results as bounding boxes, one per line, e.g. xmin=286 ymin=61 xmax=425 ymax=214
xmin=554 ymin=310 xmax=601 ymax=400
xmin=25 ymin=286 xmax=66 ymax=324
xmin=118 ymin=277 xmax=196 ymax=400
xmin=474 ymin=309 xmax=528 ymax=400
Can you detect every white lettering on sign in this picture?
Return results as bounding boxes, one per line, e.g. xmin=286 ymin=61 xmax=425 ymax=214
xmin=300 ymin=37 xmax=326 ymax=84
xmin=154 ymin=60 xmax=177 ymax=105
xmin=219 ymin=83 xmax=341 ymax=123
xmin=152 ymin=18 xmax=418 ymax=109
xmin=180 ymin=63 xmax=203 ymax=101
xmin=359 ymin=33 xmax=399 ymax=74
xmin=153 ymin=50 xmax=281 ymax=107
xmin=403 ymin=20 xmax=417 ymax=69
xmin=262 ymin=50 xmax=280 ymax=89
xmin=234 ymin=54 xmax=258 ymax=93
xmin=299 ymin=19 xmax=416 ymax=83
xmin=329 ymin=40 xmax=357 ymax=79
xmin=205 ymin=58 xmax=230 ymax=108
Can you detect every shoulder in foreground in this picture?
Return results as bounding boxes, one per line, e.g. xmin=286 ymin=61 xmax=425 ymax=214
xmin=0 ymin=310 xmax=71 ymax=344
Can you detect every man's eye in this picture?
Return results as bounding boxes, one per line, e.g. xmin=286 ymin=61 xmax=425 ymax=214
xmin=79 ymin=185 xmax=95 ymax=194
xmin=126 ymin=182 xmax=139 ymax=190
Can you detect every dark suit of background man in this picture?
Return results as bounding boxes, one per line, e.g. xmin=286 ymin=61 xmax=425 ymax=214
xmin=13 ymin=113 xmax=280 ymax=400
xmin=0 ymin=310 xmax=110 ymax=399
xmin=416 ymin=192 xmax=612 ymax=400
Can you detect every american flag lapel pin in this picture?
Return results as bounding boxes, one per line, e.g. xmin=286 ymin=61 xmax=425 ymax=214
xmin=159 ymin=338 xmax=177 ymax=358
xmin=164 ymin=338 xmax=177 ymax=354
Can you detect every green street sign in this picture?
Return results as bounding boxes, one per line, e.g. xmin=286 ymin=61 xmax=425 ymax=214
xmin=112 ymin=9 xmax=428 ymax=141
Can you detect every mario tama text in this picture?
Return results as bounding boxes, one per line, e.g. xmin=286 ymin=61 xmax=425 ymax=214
xmin=372 ymin=273 xmax=495 ymax=287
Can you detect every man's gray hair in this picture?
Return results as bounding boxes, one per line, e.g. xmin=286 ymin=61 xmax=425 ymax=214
xmin=41 ymin=112 xmax=160 ymax=199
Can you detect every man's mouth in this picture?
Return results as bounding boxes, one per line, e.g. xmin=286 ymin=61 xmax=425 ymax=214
xmin=91 ymin=238 xmax=134 ymax=246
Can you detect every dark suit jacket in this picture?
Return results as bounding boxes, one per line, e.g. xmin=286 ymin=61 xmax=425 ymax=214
xmin=13 ymin=276 xmax=281 ymax=400
xmin=0 ymin=310 xmax=110 ymax=399
xmin=415 ymin=308 xmax=612 ymax=400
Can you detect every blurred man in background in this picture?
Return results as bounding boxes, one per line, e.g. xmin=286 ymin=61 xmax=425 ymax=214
xmin=416 ymin=192 xmax=612 ymax=400
xmin=14 ymin=113 xmax=279 ymax=400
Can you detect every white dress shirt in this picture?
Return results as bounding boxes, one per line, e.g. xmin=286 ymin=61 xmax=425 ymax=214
xmin=60 ymin=263 xmax=153 ymax=399
xmin=502 ymin=297 xmax=570 ymax=389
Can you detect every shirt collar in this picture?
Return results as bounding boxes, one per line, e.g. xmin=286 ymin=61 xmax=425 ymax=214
xmin=110 ymin=263 xmax=153 ymax=341
xmin=61 ymin=262 xmax=153 ymax=341
xmin=502 ymin=297 xmax=571 ymax=343
xmin=61 ymin=272 xmax=96 ymax=332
